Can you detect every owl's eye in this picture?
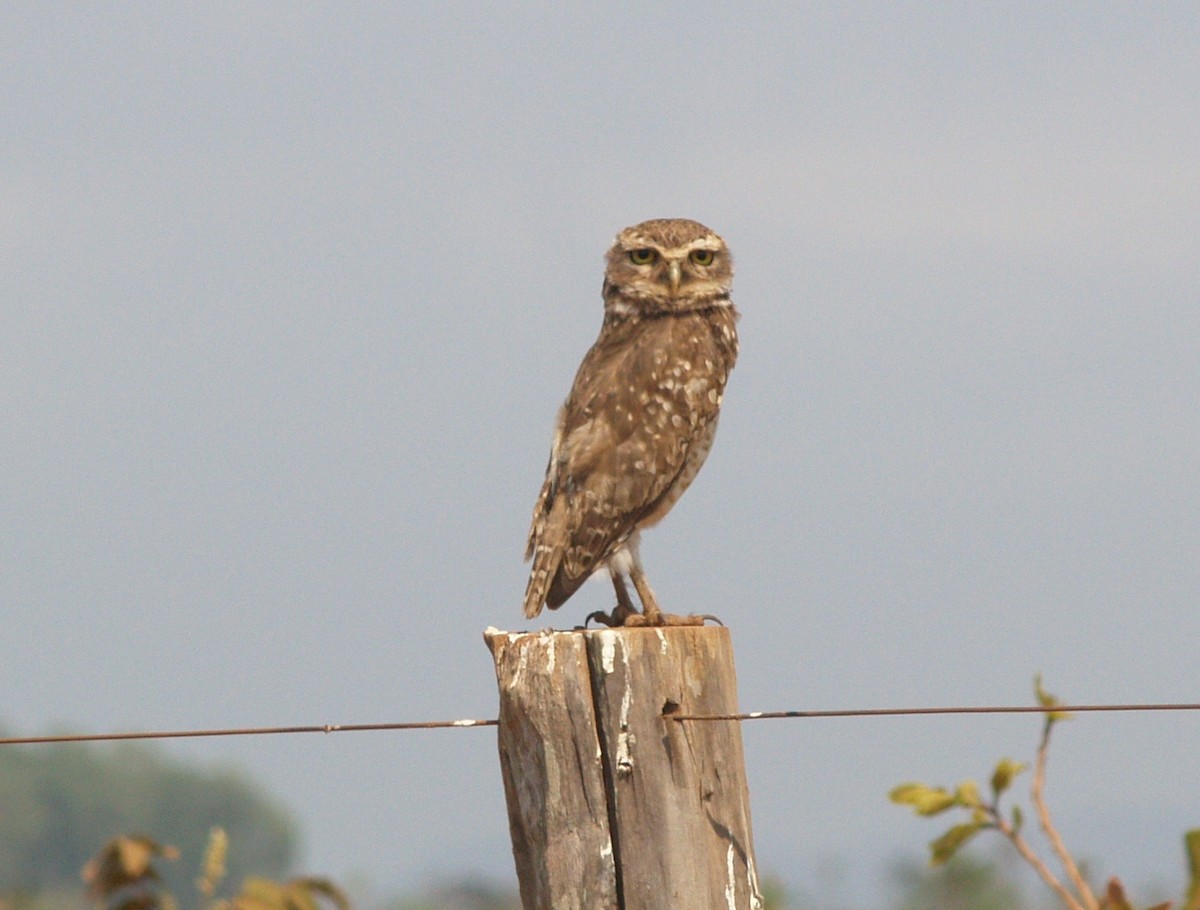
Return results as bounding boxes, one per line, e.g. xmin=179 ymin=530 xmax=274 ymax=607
xmin=629 ymin=249 xmax=657 ymax=265
xmin=690 ymin=249 xmax=716 ymax=266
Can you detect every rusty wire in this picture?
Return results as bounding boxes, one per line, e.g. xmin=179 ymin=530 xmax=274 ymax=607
xmin=4 ymin=701 xmax=1200 ymax=746
xmin=666 ymin=702 xmax=1200 ymax=722
xmin=0 ymin=718 xmax=497 ymax=746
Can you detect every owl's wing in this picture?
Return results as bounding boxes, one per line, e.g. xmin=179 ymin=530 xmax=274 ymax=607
xmin=523 ymin=314 xmax=732 ymax=616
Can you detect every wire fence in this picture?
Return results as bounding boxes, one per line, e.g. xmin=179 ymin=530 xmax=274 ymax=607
xmin=4 ymin=701 xmax=1198 ymax=747
xmin=0 ymin=719 xmax=497 ymax=746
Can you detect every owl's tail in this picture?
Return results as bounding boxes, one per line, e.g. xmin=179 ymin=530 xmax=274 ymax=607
xmin=524 ymin=500 xmax=574 ymax=618
xmin=523 ymin=469 xmax=569 ymax=618
xmin=522 ymin=543 xmax=558 ymax=618
xmin=522 ymin=578 xmax=546 ymax=619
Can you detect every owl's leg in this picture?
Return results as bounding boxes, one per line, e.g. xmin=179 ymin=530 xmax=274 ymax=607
xmin=584 ymin=571 xmax=640 ymax=627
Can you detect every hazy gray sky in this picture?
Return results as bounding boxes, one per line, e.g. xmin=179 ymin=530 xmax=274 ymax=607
xmin=3 ymin=3 xmax=1199 ymax=903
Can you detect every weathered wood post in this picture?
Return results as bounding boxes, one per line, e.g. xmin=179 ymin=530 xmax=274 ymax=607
xmin=484 ymin=625 xmax=763 ymax=910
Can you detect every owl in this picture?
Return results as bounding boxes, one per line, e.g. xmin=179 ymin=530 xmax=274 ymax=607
xmin=522 ymin=218 xmax=739 ymax=627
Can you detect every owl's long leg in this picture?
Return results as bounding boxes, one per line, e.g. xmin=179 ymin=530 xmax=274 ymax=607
xmin=628 ymin=563 xmax=663 ymax=625
xmin=628 ymin=557 xmax=714 ymax=628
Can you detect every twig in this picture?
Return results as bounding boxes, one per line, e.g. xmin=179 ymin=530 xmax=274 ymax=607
xmin=992 ymin=811 xmax=1088 ymax=910
xmin=1032 ymin=718 xmax=1098 ymax=910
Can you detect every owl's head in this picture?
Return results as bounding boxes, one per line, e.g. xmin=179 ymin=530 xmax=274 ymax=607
xmin=603 ymin=218 xmax=733 ymax=314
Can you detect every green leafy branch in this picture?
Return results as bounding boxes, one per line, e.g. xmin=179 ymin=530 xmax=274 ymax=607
xmin=891 ymin=675 xmax=1199 ymax=910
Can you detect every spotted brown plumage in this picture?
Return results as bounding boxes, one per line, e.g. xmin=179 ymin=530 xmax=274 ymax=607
xmin=523 ymin=219 xmax=739 ymax=626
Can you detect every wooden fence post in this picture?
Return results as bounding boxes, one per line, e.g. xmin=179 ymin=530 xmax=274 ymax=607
xmin=484 ymin=626 xmax=763 ymax=910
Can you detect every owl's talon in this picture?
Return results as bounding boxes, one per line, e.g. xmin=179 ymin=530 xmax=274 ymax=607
xmin=582 ymin=604 xmax=642 ymax=628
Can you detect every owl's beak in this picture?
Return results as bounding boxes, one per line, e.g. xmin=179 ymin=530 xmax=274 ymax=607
xmin=668 ymin=259 xmax=682 ymax=296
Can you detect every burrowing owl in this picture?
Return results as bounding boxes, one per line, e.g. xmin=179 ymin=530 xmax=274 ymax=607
xmin=523 ymin=218 xmax=739 ymax=627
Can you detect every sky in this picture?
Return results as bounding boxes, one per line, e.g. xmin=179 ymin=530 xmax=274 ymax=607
xmin=3 ymin=3 xmax=1199 ymax=904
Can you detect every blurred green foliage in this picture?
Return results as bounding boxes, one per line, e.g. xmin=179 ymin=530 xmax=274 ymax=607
xmin=0 ymin=732 xmax=297 ymax=899
xmin=890 ymin=852 xmax=1025 ymax=910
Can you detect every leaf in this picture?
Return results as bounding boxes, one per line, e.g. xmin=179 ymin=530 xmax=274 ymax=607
xmin=929 ymin=821 xmax=985 ymax=866
xmin=81 ymin=835 xmax=179 ymax=899
xmin=229 ymin=876 xmax=351 ymax=910
xmin=890 ymin=783 xmax=958 ymax=816
xmin=955 ymin=780 xmax=983 ymax=809
xmin=197 ymin=827 xmax=229 ymax=897
xmin=287 ymin=890 xmax=320 ymax=910
xmin=1011 ymin=804 xmax=1024 ymax=836
xmin=234 ymin=878 xmax=288 ymax=910
xmin=1034 ymin=673 xmax=1071 ymax=722
xmin=991 ymin=758 xmax=1028 ymax=798
xmin=1100 ymin=876 xmax=1134 ymax=910
xmin=286 ymin=878 xmax=351 ymax=910
xmin=1184 ymin=829 xmax=1200 ymax=910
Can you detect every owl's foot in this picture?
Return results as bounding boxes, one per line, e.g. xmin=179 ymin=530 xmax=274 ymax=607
xmin=583 ymin=577 xmax=641 ymax=627
xmin=582 ymin=604 xmax=638 ymax=628
xmin=627 ymin=566 xmax=724 ymax=626
xmin=622 ymin=611 xmax=724 ymax=627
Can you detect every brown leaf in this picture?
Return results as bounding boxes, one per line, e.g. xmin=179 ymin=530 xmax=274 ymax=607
xmin=82 ymin=835 xmax=179 ymax=899
xmin=1100 ymin=876 xmax=1134 ymax=910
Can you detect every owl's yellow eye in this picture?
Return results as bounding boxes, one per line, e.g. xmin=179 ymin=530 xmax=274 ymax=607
xmin=690 ymin=249 xmax=716 ymax=266
xmin=629 ymin=249 xmax=657 ymax=265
